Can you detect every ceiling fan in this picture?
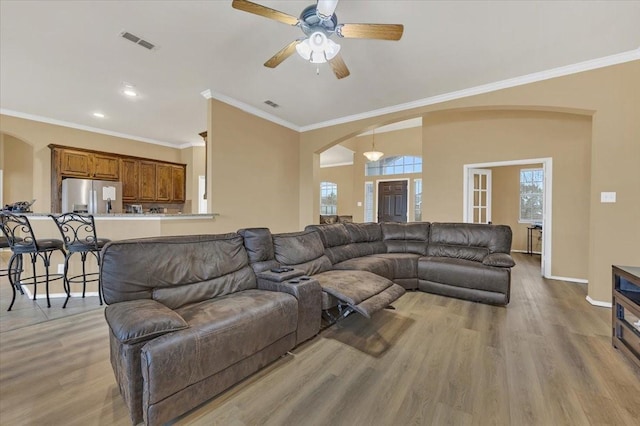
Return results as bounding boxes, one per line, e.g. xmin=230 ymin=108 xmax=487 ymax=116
xmin=232 ymin=0 xmax=404 ymax=79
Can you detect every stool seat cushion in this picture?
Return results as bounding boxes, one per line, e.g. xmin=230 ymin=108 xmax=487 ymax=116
xmin=12 ymin=238 xmax=64 ymax=254
xmin=67 ymin=238 xmax=111 ymax=252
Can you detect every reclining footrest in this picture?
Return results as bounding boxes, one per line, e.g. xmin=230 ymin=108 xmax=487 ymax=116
xmin=314 ymin=270 xmax=406 ymax=319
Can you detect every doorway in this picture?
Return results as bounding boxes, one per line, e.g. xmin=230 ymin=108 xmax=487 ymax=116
xmin=463 ymin=158 xmax=553 ymax=278
xmin=377 ymin=180 xmax=408 ymax=222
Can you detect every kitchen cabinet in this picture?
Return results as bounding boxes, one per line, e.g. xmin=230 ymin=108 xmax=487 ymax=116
xmin=49 ymin=145 xmax=187 ymax=211
xmin=171 ymin=165 xmax=186 ymax=202
xmin=59 ymin=149 xmax=119 ymax=179
xmin=120 ymin=158 xmax=139 ymax=201
xmin=139 ymin=161 xmax=157 ymax=201
xmin=156 ymin=164 xmax=172 ymax=201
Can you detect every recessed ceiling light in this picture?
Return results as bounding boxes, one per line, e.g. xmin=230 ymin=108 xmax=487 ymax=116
xmin=93 ymin=112 xmax=105 ymax=118
xmin=122 ymin=83 xmax=138 ymax=97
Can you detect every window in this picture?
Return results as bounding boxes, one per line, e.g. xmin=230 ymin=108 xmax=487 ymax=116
xmin=520 ymin=168 xmax=544 ymax=222
xmin=364 ymin=181 xmax=374 ymax=222
xmin=320 ymin=181 xmax=337 ymax=215
xmin=414 ymin=178 xmax=422 ymax=222
xmin=365 ymin=155 xmax=422 ymax=177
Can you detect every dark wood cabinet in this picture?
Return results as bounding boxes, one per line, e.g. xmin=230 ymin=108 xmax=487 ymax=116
xmin=92 ymin=153 xmax=120 ymax=179
xmin=120 ymin=158 xmax=139 ymax=201
xmin=60 ymin=149 xmax=92 ymax=177
xmin=171 ymin=165 xmax=186 ymax=202
xmin=612 ymin=265 xmax=640 ymax=368
xmin=156 ymin=164 xmax=172 ymax=201
xmin=49 ymin=145 xmax=187 ymax=211
xmin=139 ymin=161 xmax=157 ymax=201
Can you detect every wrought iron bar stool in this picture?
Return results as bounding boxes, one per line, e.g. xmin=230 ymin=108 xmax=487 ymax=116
xmin=49 ymin=213 xmax=110 ymax=308
xmin=1 ymin=236 xmax=24 ymax=300
xmin=0 ymin=212 xmax=66 ymax=311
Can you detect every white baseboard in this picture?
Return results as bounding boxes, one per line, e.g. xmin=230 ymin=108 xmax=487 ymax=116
xmin=20 ymin=285 xmax=99 ymax=299
xmin=586 ymin=295 xmax=612 ymax=308
xmin=546 ymin=275 xmax=588 ymax=284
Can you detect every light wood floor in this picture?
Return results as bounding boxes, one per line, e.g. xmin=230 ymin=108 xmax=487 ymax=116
xmin=1 ymin=253 xmax=639 ymax=425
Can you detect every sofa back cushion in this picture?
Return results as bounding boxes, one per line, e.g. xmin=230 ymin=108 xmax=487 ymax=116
xmin=238 ymin=227 xmax=279 ymax=273
xmin=272 ymin=230 xmax=332 ymax=275
xmin=427 ymin=223 xmax=512 ymax=262
xmin=381 ymin=222 xmax=430 ymax=255
xmin=101 ymin=234 xmax=256 ymax=309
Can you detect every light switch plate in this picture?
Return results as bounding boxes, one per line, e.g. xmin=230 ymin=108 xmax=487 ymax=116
xmin=600 ymin=192 xmax=616 ymax=203
xmin=357 ymin=201 xmax=363 ymax=207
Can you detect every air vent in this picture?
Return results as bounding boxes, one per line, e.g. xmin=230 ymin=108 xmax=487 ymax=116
xmin=264 ymin=100 xmax=279 ymax=108
xmin=120 ymin=31 xmax=156 ymax=51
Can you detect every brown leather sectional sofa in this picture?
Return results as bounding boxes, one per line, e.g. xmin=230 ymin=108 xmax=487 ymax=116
xmin=100 ymin=221 xmax=514 ymax=425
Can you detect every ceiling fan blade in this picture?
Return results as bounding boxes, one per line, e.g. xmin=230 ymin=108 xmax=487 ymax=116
xmin=264 ymin=40 xmax=302 ymax=68
xmin=232 ymin=0 xmax=299 ymax=26
xmin=337 ymin=23 xmax=404 ymax=41
xmin=328 ymin=53 xmax=350 ymax=79
xmin=316 ymin=0 xmax=339 ymax=19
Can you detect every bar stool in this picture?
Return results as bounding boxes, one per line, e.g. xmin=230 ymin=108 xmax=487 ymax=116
xmin=0 ymin=212 xmax=66 ymax=311
xmin=49 ymin=213 xmax=109 ymax=308
xmin=1 ymin=236 xmax=23 ymax=298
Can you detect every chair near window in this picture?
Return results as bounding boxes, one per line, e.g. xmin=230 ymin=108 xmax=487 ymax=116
xmin=0 ymin=212 xmax=66 ymax=311
xmin=49 ymin=213 xmax=109 ymax=308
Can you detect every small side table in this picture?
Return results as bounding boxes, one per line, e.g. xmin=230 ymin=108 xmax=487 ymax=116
xmin=527 ymin=224 xmax=542 ymax=255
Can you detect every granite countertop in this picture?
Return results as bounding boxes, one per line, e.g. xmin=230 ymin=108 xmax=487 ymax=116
xmin=21 ymin=212 xmax=217 ymax=220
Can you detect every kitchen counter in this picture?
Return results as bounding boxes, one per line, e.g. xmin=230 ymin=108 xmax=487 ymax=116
xmin=25 ymin=213 xmax=217 ymax=221
xmin=14 ymin=212 xmax=221 ymax=242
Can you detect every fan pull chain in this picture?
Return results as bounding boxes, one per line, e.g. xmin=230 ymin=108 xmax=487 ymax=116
xmin=316 ymin=66 xmax=320 ymax=75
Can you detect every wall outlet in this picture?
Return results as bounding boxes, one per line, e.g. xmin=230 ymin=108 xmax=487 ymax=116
xmin=57 ymin=264 xmax=65 ymax=274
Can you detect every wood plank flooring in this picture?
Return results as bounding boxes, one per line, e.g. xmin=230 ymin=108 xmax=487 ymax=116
xmin=1 ymin=253 xmax=639 ymax=425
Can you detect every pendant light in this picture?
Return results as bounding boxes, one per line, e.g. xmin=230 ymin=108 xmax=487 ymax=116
xmin=363 ymin=128 xmax=384 ymax=162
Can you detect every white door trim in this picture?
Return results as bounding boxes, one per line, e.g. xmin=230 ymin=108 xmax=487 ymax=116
xmin=463 ymin=157 xmax=553 ymax=278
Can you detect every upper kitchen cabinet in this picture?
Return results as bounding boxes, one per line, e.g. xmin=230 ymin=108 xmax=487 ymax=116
xmin=120 ymin=158 xmax=139 ymax=201
xmin=156 ymin=164 xmax=172 ymax=202
xmin=171 ymin=165 xmax=186 ymax=202
xmin=139 ymin=161 xmax=158 ymax=201
xmin=57 ymin=147 xmax=119 ymax=180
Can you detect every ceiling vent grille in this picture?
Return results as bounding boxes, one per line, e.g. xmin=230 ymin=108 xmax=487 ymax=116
xmin=120 ymin=31 xmax=156 ymax=50
xmin=264 ymin=100 xmax=279 ymax=108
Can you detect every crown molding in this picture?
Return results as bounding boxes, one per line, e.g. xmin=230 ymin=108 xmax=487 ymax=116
xmin=300 ymin=48 xmax=640 ymax=132
xmin=0 ymin=108 xmax=193 ymax=149
xmin=200 ymin=89 xmax=300 ymax=131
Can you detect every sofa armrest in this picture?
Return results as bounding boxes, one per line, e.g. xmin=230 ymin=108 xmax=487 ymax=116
xmin=483 ymin=253 xmax=516 ymax=268
xmin=257 ymin=268 xmax=305 ymax=282
xmin=105 ymin=299 xmax=189 ymax=345
xmin=257 ymin=276 xmax=322 ymax=345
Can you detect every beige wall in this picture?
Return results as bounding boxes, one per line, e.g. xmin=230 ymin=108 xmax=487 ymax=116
xmin=424 ymin=110 xmax=591 ymax=280
xmin=208 ymin=99 xmax=300 ymax=233
xmin=491 ymin=164 xmax=544 ymax=252
xmin=300 ymin=60 xmax=640 ymax=303
xmin=1 ymin=134 xmax=34 ymax=205
xmin=319 ymin=164 xmax=355 ymax=218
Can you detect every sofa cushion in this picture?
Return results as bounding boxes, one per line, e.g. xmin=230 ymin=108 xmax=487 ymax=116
xmin=332 ymin=256 xmax=394 ymax=280
xmin=344 ymin=222 xmax=382 ymax=242
xmin=418 ymin=256 xmax=510 ymax=294
xmin=101 ymin=234 xmax=256 ymax=307
xmin=427 ymin=223 xmax=491 ymax=261
xmin=272 ymin=231 xmax=332 ymax=275
xmin=370 ymin=252 xmax=420 ymax=279
xmin=237 ymin=228 xmax=274 ymax=263
xmin=144 ymin=289 xmax=298 ymax=405
xmin=381 ymin=222 xmax=430 ymax=255
xmin=305 ymin=223 xmax=350 ymax=248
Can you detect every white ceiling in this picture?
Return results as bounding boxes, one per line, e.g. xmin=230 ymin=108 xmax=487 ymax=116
xmin=1 ymin=1 xmax=639 ymax=148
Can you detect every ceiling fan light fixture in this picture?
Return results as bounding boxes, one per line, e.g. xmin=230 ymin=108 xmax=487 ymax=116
xmin=296 ymin=31 xmax=340 ymax=63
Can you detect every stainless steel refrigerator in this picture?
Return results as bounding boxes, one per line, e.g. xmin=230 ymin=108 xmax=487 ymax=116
xmin=61 ymin=178 xmax=123 ymax=214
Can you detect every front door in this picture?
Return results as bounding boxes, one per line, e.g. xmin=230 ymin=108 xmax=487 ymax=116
xmin=378 ymin=181 xmax=408 ymax=222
